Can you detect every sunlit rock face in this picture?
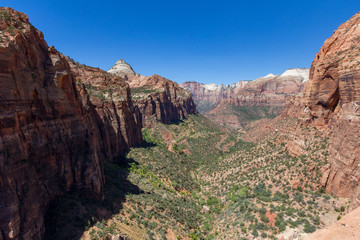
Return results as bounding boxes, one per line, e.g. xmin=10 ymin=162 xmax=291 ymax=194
xmin=306 ymin=12 xmax=360 ymax=204
xmin=108 ymin=59 xmax=136 ymax=79
xmin=283 ymin=12 xmax=360 ymax=207
xmin=205 ymin=68 xmax=309 ymax=128
xmin=108 ymin=60 xmax=197 ymax=127
xmin=180 ymin=81 xmax=250 ymax=113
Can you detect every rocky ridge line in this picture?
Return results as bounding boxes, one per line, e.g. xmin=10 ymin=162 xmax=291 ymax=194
xmin=108 ymin=61 xmax=197 ymax=127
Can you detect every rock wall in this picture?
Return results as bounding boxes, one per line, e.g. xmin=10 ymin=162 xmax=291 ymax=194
xmin=0 ymin=8 xmax=142 ymax=240
xmin=67 ymin=58 xmax=143 ymax=159
xmin=284 ymin=12 xmax=360 ymax=204
xmin=129 ymin=74 xmax=197 ymax=127
xmin=307 ymin=12 xmax=360 ymax=203
xmin=206 ymin=69 xmax=308 ymax=128
xmin=179 ymin=81 xmax=249 ymax=113
xmin=107 ymin=60 xmax=198 ymax=127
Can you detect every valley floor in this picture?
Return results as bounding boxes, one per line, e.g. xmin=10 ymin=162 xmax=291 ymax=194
xmin=45 ymin=115 xmax=350 ymax=240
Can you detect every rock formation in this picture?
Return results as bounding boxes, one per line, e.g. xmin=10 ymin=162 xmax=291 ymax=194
xmin=306 ymin=12 xmax=360 ymax=203
xmin=180 ymin=81 xmax=250 ymax=113
xmin=67 ymin=58 xmax=143 ymax=158
xmin=206 ymin=69 xmax=309 ymax=128
xmin=0 ymin=8 xmax=142 ymax=240
xmin=108 ymin=62 xmax=197 ymax=127
xmin=107 ymin=59 xmax=135 ymax=79
xmin=283 ymin=12 xmax=360 ymax=206
xmin=304 ymin=206 xmax=360 ymax=240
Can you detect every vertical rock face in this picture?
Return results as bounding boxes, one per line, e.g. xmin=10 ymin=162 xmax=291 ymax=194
xmin=108 ymin=61 xmax=197 ymax=127
xmin=306 ymin=12 xmax=360 ymax=202
xmin=205 ymin=69 xmax=309 ymax=128
xmin=284 ymin=12 xmax=360 ymax=204
xmin=305 ymin=13 xmax=360 ymax=125
xmin=67 ymin=58 xmax=143 ymax=159
xmin=0 ymin=8 xmax=142 ymax=240
xmin=0 ymin=8 xmax=104 ymax=239
xmin=179 ymin=81 xmax=250 ymax=113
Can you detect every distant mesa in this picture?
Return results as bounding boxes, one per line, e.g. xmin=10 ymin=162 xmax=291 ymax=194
xmin=180 ymin=68 xmax=309 ymax=115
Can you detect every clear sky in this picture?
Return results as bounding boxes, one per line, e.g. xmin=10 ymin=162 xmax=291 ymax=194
xmin=3 ymin=1 xmax=360 ymax=84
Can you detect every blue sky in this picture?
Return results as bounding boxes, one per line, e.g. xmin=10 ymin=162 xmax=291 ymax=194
xmin=3 ymin=1 xmax=360 ymax=84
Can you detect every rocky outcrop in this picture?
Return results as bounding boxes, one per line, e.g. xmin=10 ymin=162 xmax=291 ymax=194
xmin=283 ymin=12 xmax=360 ymax=205
xmin=67 ymin=58 xmax=143 ymax=159
xmin=130 ymin=74 xmax=197 ymax=127
xmin=180 ymin=81 xmax=249 ymax=113
xmin=304 ymin=206 xmax=360 ymax=240
xmin=306 ymin=12 xmax=360 ymax=200
xmin=0 ymin=8 xmax=142 ymax=240
xmin=107 ymin=59 xmax=135 ymax=79
xmin=108 ymin=61 xmax=197 ymax=127
xmin=206 ymin=69 xmax=309 ymax=128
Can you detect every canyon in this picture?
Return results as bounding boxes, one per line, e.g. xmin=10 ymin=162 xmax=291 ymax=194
xmin=0 ymin=6 xmax=360 ymax=240
xmin=0 ymin=7 xmax=196 ymax=240
xmin=202 ymin=68 xmax=309 ymax=129
xmin=180 ymin=80 xmax=250 ymax=113
xmin=107 ymin=60 xmax=197 ymax=127
xmin=181 ymin=68 xmax=309 ymax=129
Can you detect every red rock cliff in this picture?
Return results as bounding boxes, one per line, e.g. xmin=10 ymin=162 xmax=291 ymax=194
xmin=67 ymin=58 xmax=143 ymax=159
xmin=179 ymin=81 xmax=249 ymax=113
xmin=308 ymin=12 xmax=360 ymax=204
xmin=206 ymin=69 xmax=308 ymax=128
xmin=0 ymin=8 xmax=142 ymax=240
xmin=129 ymin=74 xmax=197 ymax=127
xmin=108 ymin=61 xmax=197 ymax=127
xmin=284 ymin=12 xmax=360 ymax=205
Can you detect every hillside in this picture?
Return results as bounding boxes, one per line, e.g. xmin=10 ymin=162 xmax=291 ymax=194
xmin=108 ymin=60 xmax=197 ymax=127
xmin=1 ymin=6 xmax=360 ymax=240
xmin=180 ymin=81 xmax=250 ymax=113
xmin=205 ymin=68 xmax=309 ymax=129
xmin=46 ymin=114 xmax=349 ymax=240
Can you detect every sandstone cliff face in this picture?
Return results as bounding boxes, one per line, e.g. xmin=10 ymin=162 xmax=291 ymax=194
xmin=129 ymin=74 xmax=197 ymax=127
xmin=107 ymin=59 xmax=135 ymax=79
xmin=108 ymin=61 xmax=197 ymax=127
xmin=305 ymin=12 xmax=360 ymax=203
xmin=304 ymin=206 xmax=360 ymax=240
xmin=179 ymin=81 xmax=249 ymax=113
xmin=206 ymin=69 xmax=309 ymax=128
xmin=67 ymin=58 xmax=143 ymax=159
xmin=0 ymin=8 xmax=142 ymax=240
xmin=282 ymin=12 xmax=360 ymax=204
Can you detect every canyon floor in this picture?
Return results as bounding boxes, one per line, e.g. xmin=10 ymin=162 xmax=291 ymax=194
xmin=45 ymin=114 xmax=350 ymax=240
xmin=1 ymin=6 xmax=360 ymax=240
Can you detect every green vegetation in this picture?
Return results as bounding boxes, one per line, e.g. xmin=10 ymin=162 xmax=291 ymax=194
xmin=84 ymin=82 xmax=113 ymax=101
xmin=195 ymin=100 xmax=218 ymax=114
xmin=131 ymin=85 xmax=160 ymax=98
xmin=45 ymin=114 xmax=350 ymax=239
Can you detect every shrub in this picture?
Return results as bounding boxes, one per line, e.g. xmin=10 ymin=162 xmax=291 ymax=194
xmin=304 ymin=224 xmax=316 ymax=233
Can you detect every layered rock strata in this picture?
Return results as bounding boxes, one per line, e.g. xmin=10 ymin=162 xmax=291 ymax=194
xmin=206 ymin=69 xmax=309 ymax=128
xmin=108 ymin=63 xmax=197 ymax=127
xmin=284 ymin=12 xmax=360 ymax=204
xmin=306 ymin=12 xmax=360 ymax=203
xmin=180 ymin=81 xmax=250 ymax=113
xmin=0 ymin=8 xmax=142 ymax=240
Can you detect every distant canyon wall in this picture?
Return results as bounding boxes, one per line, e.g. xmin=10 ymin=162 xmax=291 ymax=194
xmin=190 ymin=69 xmax=309 ymax=129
